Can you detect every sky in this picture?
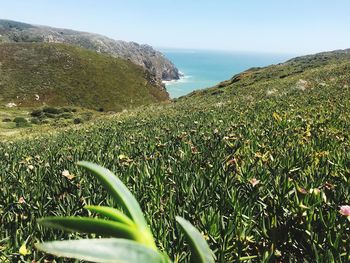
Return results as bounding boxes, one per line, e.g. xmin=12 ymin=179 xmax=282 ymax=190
xmin=0 ymin=0 xmax=349 ymax=54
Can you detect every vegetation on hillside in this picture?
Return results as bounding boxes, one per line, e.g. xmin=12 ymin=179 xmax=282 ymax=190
xmin=0 ymin=106 xmax=101 ymax=139
xmin=0 ymin=19 xmax=180 ymax=81
xmin=36 ymin=162 xmax=215 ymax=263
xmin=0 ymin=50 xmax=350 ymax=262
xmin=0 ymin=42 xmax=169 ymax=111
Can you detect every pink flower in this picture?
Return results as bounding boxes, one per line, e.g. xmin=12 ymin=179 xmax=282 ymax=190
xmin=62 ymin=170 xmax=74 ymax=180
xmin=249 ymin=178 xmax=260 ymax=187
xmin=18 ymin=197 xmax=26 ymax=204
xmin=339 ymin=205 xmax=350 ymax=216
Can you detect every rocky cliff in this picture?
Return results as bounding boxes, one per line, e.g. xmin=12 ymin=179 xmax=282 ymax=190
xmin=0 ymin=19 xmax=180 ymax=82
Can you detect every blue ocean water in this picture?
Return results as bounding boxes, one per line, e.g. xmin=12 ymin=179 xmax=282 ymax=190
xmin=161 ymin=49 xmax=296 ymax=98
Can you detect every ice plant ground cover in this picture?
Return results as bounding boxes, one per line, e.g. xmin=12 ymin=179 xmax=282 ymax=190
xmin=1 ymin=52 xmax=350 ymax=262
xmin=36 ymin=161 xmax=215 ymax=263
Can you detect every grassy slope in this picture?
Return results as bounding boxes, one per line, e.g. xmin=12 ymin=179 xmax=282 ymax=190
xmin=0 ymin=50 xmax=350 ymax=262
xmin=0 ymin=42 xmax=169 ymax=111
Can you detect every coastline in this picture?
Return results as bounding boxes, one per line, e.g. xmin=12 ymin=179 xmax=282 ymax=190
xmin=161 ymin=50 xmax=295 ymax=98
xmin=162 ymin=71 xmax=187 ymax=85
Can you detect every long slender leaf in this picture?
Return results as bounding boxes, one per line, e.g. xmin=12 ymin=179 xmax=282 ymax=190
xmin=77 ymin=162 xmax=156 ymax=249
xmin=38 ymin=217 xmax=137 ymax=240
xmin=240 ymin=255 xmax=258 ymax=261
xmin=77 ymin=162 xmax=147 ymax=228
xmin=36 ymin=238 xmax=167 ymax=263
xmin=85 ymin=205 xmax=135 ymax=226
xmin=176 ymin=217 xmax=215 ymax=263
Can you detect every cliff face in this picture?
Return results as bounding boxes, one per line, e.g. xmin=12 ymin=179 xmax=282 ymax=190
xmin=0 ymin=19 xmax=180 ymax=82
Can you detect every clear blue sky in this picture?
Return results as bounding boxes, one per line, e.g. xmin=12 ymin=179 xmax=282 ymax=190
xmin=0 ymin=0 xmax=349 ymax=54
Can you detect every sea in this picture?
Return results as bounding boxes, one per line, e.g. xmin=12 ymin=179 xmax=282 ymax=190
xmin=160 ymin=49 xmax=296 ymax=98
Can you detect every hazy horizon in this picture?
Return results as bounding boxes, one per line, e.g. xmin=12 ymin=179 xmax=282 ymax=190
xmin=0 ymin=0 xmax=349 ymax=55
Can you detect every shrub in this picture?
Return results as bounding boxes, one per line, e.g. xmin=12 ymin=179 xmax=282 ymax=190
xmin=45 ymin=113 xmax=57 ymax=119
xmin=30 ymin=118 xmax=41 ymax=125
xmin=2 ymin=118 xmax=12 ymax=122
xmin=30 ymin=109 xmax=43 ymax=117
xmin=13 ymin=117 xmax=30 ymax=128
xmin=73 ymin=118 xmax=83 ymax=124
xmin=43 ymin=107 xmax=63 ymax=115
xmin=61 ymin=107 xmax=76 ymax=113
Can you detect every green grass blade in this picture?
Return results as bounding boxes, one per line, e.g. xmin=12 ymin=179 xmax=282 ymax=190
xmin=38 ymin=217 xmax=137 ymax=240
xmin=240 ymin=255 xmax=258 ymax=261
xmin=36 ymin=238 xmax=167 ymax=263
xmin=85 ymin=205 xmax=135 ymax=226
xmin=77 ymin=161 xmax=147 ymax=229
xmin=176 ymin=217 xmax=215 ymax=263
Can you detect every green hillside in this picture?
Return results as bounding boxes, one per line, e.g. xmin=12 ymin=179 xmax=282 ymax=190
xmin=0 ymin=19 xmax=181 ymax=81
xmin=0 ymin=43 xmax=169 ymax=111
xmin=0 ymin=50 xmax=350 ymax=262
xmin=186 ymin=48 xmax=350 ymax=99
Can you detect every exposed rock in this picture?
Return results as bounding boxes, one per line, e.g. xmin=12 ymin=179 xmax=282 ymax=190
xmin=5 ymin=102 xmax=17 ymax=108
xmin=266 ymin=89 xmax=278 ymax=96
xmin=295 ymin=79 xmax=309 ymax=91
xmin=0 ymin=19 xmax=180 ymax=83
